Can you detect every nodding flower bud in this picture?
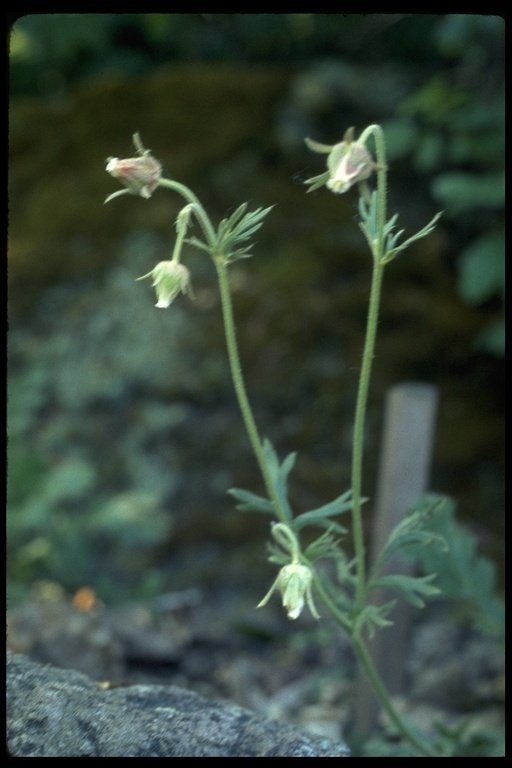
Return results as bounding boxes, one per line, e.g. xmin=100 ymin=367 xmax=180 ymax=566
xmin=326 ymin=139 xmax=374 ymax=194
xmin=105 ymin=151 xmax=162 ymax=201
xmin=257 ymin=562 xmax=320 ymax=620
xmin=304 ymin=127 xmax=375 ymax=195
xmin=137 ymin=261 xmax=192 ymax=308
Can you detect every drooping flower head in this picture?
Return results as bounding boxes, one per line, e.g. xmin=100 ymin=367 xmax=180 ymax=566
xmin=304 ymin=127 xmax=376 ymax=195
xmin=137 ymin=261 xmax=192 ymax=308
xmin=258 ymin=562 xmax=320 ymax=620
xmin=105 ymin=134 xmax=162 ymax=202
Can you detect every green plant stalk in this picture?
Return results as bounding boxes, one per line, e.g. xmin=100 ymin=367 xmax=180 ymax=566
xmin=214 ymin=258 xmax=290 ymax=525
xmin=152 ymin=149 xmax=434 ymax=754
xmin=350 ymin=258 xmax=384 ymax=611
xmin=171 ymin=214 xmax=188 ymax=264
xmin=159 ymin=177 xmax=289 ymax=523
xmin=158 ymin=179 xmax=217 ymax=249
xmin=352 ymin=635 xmax=435 ymax=756
xmin=350 ymin=125 xmax=388 ymax=612
xmin=359 ymin=124 xmax=388 ymax=254
xmin=311 ymin=571 xmax=354 ymax=634
xmin=337 ymin=126 xmax=438 ymax=754
xmin=312 ymin=572 xmax=434 ymax=756
xmin=159 ymin=177 xmax=288 ymax=524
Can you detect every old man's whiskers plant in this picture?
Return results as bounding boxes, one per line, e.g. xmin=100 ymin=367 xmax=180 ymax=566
xmin=105 ymin=128 xmax=443 ymax=755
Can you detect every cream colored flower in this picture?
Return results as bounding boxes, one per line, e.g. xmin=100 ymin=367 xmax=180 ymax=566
xmin=326 ymin=140 xmax=374 ymax=194
xmin=304 ymin=127 xmax=375 ymax=194
xmin=258 ymin=562 xmax=320 ymax=620
xmin=137 ymin=261 xmax=192 ymax=308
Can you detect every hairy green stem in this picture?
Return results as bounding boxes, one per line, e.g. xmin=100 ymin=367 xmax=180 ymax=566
xmin=345 ymin=125 xmax=437 ymax=754
xmin=351 ymin=259 xmax=384 ymax=610
xmin=214 ymin=259 xmax=289 ymax=525
xmin=155 ymin=156 xmax=432 ymax=755
xmin=311 ymin=571 xmax=353 ymax=634
xmin=171 ymin=212 xmax=188 ymax=264
xmin=313 ymin=571 xmax=433 ymax=755
xmin=158 ymin=179 xmax=217 ymax=249
xmin=159 ymin=177 xmax=288 ymax=524
xmin=352 ymin=635 xmax=435 ymax=756
xmin=350 ymin=124 xmax=388 ymax=612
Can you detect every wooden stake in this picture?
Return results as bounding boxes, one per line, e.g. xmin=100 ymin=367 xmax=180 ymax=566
xmin=353 ymin=382 xmax=439 ymax=739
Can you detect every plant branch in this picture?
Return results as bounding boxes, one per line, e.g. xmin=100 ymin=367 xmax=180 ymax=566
xmin=214 ymin=259 xmax=290 ymax=525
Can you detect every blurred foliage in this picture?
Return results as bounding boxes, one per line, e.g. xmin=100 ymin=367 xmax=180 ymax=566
xmin=362 ymin=718 xmax=504 ymax=757
xmin=406 ymin=496 xmax=504 ymax=642
xmin=7 ymin=452 xmax=172 ymax=606
xmin=8 ymin=13 xmax=458 ymax=97
xmin=8 ymin=14 xmax=356 ymax=95
xmin=7 ymin=370 xmax=172 ymax=606
xmin=382 ymin=15 xmax=504 ymax=355
xmin=8 ymin=14 xmax=505 ymax=605
xmin=9 ymin=14 xmax=504 ymax=358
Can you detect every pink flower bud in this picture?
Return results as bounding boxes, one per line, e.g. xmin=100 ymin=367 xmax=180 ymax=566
xmin=106 ymin=152 xmax=162 ymax=199
xmin=326 ymin=140 xmax=374 ymax=194
xmin=304 ymin=128 xmax=375 ymax=195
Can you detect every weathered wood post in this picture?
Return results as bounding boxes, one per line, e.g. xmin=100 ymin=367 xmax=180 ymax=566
xmin=353 ymin=382 xmax=439 ymax=738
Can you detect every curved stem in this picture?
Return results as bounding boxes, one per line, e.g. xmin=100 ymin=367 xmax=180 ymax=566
xmin=158 ymin=177 xmax=288 ymax=524
xmin=271 ymin=523 xmax=301 ymax=561
xmin=214 ymin=259 xmax=289 ymax=524
xmin=311 ymin=572 xmax=353 ymax=634
xmin=158 ymin=179 xmax=217 ymax=249
xmin=358 ymin=124 xmax=388 ymax=261
xmin=171 ymin=209 xmax=189 ymax=264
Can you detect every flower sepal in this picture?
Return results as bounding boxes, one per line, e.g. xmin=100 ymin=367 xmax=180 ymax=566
xmin=304 ymin=127 xmax=376 ymax=195
xmin=258 ymin=562 xmax=320 ymax=620
xmin=137 ymin=261 xmax=192 ymax=308
xmin=105 ymin=133 xmax=162 ymax=202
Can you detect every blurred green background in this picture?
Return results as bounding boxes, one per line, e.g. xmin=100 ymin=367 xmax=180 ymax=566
xmin=8 ymin=14 xmax=504 ymax=606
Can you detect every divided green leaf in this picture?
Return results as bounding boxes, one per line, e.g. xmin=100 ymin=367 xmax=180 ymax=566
xmin=369 ymin=572 xmax=441 ymax=608
xmin=354 ymin=600 xmax=397 ymax=639
xmin=227 ymin=487 xmax=274 ymax=514
xmin=303 ymin=526 xmax=343 ymax=561
xmin=369 ymin=494 xmax=448 ymax=582
xmin=227 ymin=439 xmax=296 ymax=521
xmin=292 ymin=489 xmax=355 ymax=533
xmin=217 ymin=204 xmax=273 ymax=261
xmin=405 ymin=498 xmax=504 ymax=639
xmin=261 ymin=439 xmax=295 ymax=523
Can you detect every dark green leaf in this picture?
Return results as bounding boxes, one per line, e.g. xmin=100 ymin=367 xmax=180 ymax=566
xmin=185 ymin=236 xmax=210 ymax=253
xmin=217 ymin=205 xmax=274 ymax=261
xmin=457 ymin=229 xmax=505 ymax=305
xmin=354 ymin=601 xmax=397 ymax=639
xmin=405 ymin=499 xmax=504 ymax=639
xmin=369 ymin=573 xmax=440 ymax=608
xmin=262 ymin=439 xmax=295 ymax=522
xmin=227 ymin=487 xmax=274 ymax=514
xmin=369 ymin=494 xmax=448 ymax=581
xmin=303 ymin=526 xmax=342 ymax=561
xmin=292 ymin=489 xmax=355 ymax=532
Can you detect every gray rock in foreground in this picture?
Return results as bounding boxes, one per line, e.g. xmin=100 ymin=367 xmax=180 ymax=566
xmin=7 ymin=652 xmax=350 ymax=757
